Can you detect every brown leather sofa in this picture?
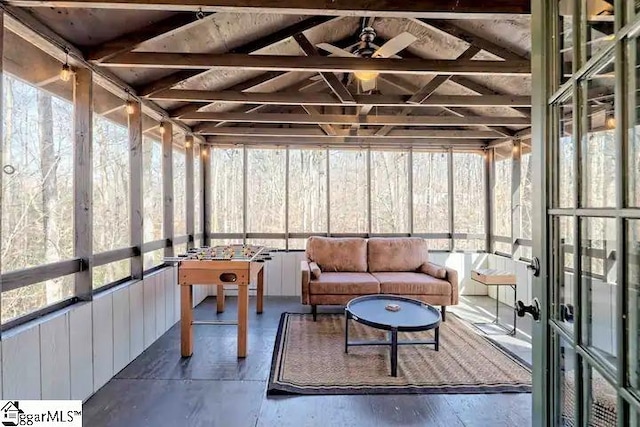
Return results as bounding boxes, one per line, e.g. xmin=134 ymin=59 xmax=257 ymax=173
xmin=300 ymin=237 xmax=459 ymax=321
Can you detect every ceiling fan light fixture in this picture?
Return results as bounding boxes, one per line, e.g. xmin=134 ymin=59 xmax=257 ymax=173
xmin=354 ymin=70 xmax=379 ymax=82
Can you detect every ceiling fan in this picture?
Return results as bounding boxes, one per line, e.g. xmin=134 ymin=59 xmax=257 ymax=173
xmin=315 ymin=26 xmax=418 ymax=92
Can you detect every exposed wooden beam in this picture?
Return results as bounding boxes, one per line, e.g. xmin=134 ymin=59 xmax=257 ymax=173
xmin=180 ymin=112 xmax=530 ymax=126
xmin=413 ymin=19 xmax=528 ymax=60
xmin=137 ymin=16 xmax=335 ymax=96
xmin=194 ymin=126 xmax=504 ymax=139
xmin=6 ymin=1 xmax=532 ymax=17
xmin=450 ymin=75 xmax=531 ymax=117
xmin=293 ymin=33 xmax=354 ymax=104
xmin=102 ymin=53 xmax=531 ymax=75
xmin=151 ymin=89 xmax=531 ymax=107
xmin=204 ymin=136 xmax=492 ymax=147
xmin=301 ymin=105 xmax=337 ymax=136
xmin=86 ymin=12 xmax=213 ymax=62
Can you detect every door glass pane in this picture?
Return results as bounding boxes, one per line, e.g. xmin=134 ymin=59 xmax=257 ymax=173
xmin=628 ymin=219 xmax=640 ymax=391
xmin=581 ymin=217 xmax=617 ymax=370
xmin=581 ymin=57 xmax=616 ymax=208
xmin=555 ymin=216 xmax=575 ymax=334
xmin=554 ymin=333 xmax=577 ymax=426
xmin=558 ymin=0 xmax=574 ymax=83
xmin=582 ymin=1 xmax=615 ymax=62
xmin=557 ymin=96 xmax=575 ymax=207
xmin=583 ymin=364 xmax=617 ymax=426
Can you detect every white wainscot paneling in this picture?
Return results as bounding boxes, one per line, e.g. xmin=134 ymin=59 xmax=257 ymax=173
xmin=2 ymin=324 xmax=41 ymax=399
xmin=69 ymin=302 xmax=93 ymax=401
xmin=155 ymin=271 xmax=167 ymax=340
xmin=163 ymin=268 xmax=175 ymax=332
xmin=280 ymin=252 xmax=300 ymax=297
xmin=129 ymin=280 xmax=145 ymax=360
xmin=112 ymin=286 xmax=131 ymax=374
xmin=40 ymin=313 xmax=71 ymax=399
xmin=93 ymin=293 xmax=114 ymax=392
xmin=264 ymin=252 xmax=283 ymax=296
xmin=143 ymin=273 xmax=157 ymax=348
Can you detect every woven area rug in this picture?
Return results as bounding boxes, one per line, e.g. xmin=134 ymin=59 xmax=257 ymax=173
xmin=267 ymin=313 xmax=531 ymax=395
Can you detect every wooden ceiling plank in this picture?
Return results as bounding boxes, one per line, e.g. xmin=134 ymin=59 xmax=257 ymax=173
xmin=102 ymin=52 xmax=532 ymax=75
xmin=5 ymin=1 xmax=532 ymax=17
xmin=151 ymin=89 xmax=532 ymax=107
xmin=180 ymin=111 xmax=530 ymax=126
xmin=413 ymin=19 xmax=528 ymax=61
xmin=136 ymin=15 xmax=334 ymax=96
xmin=293 ymin=33 xmax=355 ymax=104
xmin=86 ymin=12 xmax=214 ymax=62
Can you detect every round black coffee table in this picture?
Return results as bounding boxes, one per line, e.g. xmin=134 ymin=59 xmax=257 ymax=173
xmin=345 ymin=295 xmax=441 ymax=377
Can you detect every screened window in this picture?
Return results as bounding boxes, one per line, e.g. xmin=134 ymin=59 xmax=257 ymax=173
xmin=173 ymin=145 xmax=187 ymax=237
xmin=194 ymin=144 xmax=201 ymax=242
xmin=453 ymin=152 xmax=485 ymax=250
xmin=143 ymin=134 xmax=163 ymax=270
xmin=247 ymin=148 xmax=286 ymax=233
xmin=210 ymin=147 xmax=243 ymax=233
xmin=493 ymin=146 xmax=512 ymax=254
xmin=520 ymin=149 xmax=533 ymax=258
xmin=413 ymin=151 xmax=449 ymax=250
xmin=1 ymin=73 xmax=75 ymax=319
xmin=288 ymin=149 xmax=327 ymax=233
xmin=329 ymin=149 xmax=368 ymax=233
xmin=370 ymin=150 xmax=409 ymax=234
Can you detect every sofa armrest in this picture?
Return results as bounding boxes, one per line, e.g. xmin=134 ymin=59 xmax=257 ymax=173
xmin=301 ymin=260 xmax=311 ymax=305
xmin=443 ymin=266 xmax=459 ymax=305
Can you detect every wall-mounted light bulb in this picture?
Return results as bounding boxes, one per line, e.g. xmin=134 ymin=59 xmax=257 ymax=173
xmin=60 ymin=63 xmax=72 ymax=82
xmin=126 ymin=100 xmax=135 ymax=115
xmin=605 ymin=115 xmax=616 ymax=129
xmin=159 ymin=123 xmax=166 ymax=135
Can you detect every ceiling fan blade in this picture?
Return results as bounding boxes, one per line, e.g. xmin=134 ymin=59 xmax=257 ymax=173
xmin=360 ymin=78 xmax=377 ymax=93
xmin=316 ymin=43 xmax=358 ymax=57
xmin=373 ymin=32 xmax=418 ymax=58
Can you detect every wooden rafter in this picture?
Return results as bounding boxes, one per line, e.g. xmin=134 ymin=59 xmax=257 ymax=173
xmin=137 ymin=15 xmax=335 ymax=96
xmin=179 ymin=112 xmax=530 ymax=126
xmin=293 ymin=33 xmax=354 ymax=104
xmin=6 ymin=0 xmax=532 ymax=17
xmin=85 ymin=12 xmax=214 ymax=62
xmin=150 ymin=90 xmax=531 ymax=107
xmin=101 ymin=53 xmax=531 ymax=75
xmin=204 ymin=136 xmax=492 ymax=147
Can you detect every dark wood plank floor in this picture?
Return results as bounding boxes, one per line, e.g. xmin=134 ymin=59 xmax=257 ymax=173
xmin=83 ymin=296 xmax=532 ymax=427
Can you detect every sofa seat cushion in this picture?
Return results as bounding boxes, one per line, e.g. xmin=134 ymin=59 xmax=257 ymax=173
xmin=309 ymin=272 xmax=380 ymax=295
xmin=372 ymin=272 xmax=451 ymax=296
xmin=306 ymin=236 xmax=368 ymax=272
xmin=368 ymin=237 xmax=429 ymax=272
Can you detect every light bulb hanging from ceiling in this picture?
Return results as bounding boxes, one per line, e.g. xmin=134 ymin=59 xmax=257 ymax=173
xmin=60 ymin=50 xmax=72 ymax=82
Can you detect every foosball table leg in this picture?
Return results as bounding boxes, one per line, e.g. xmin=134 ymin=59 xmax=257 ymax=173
xmin=180 ymin=285 xmax=193 ymax=357
xmin=256 ymin=268 xmax=264 ymax=314
xmin=237 ymin=284 xmax=249 ymax=358
xmin=216 ymin=285 xmax=225 ymax=313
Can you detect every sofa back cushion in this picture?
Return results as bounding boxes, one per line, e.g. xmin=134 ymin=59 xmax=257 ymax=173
xmin=367 ymin=237 xmax=428 ymax=272
xmin=306 ymin=237 xmax=368 ymax=272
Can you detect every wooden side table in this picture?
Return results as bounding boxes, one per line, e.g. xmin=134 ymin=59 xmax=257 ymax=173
xmin=471 ymin=269 xmax=517 ymax=336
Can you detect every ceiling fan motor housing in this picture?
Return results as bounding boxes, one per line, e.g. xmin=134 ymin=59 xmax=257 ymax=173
xmin=354 ymin=26 xmax=377 ymax=57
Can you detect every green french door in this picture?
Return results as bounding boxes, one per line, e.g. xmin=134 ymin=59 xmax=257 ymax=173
xmin=529 ymin=1 xmax=640 ymax=426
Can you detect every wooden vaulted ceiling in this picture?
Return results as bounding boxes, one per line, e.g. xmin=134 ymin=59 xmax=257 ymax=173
xmin=3 ymin=0 xmax=534 ymax=149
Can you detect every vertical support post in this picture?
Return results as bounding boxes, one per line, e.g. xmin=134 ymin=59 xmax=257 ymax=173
xmin=326 ymin=147 xmax=331 ymax=236
xmin=447 ymin=149 xmax=454 ymax=251
xmin=162 ymin=122 xmax=174 ymax=258
xmin=485 ymin=148 xmax=495 ymax=253
xmin=185 ymin=135 xmax=195 ymax=249
xmin=129 ymin=100 xmax=143 ymax=279
xmin=242 ymin=144 xmax=248 ymax=244
xmin=285 ymin=147 xmax=290 ymax=250
xmin=366 ymin=147 xmax=372 ymax=236
xmin=73 ymin=67 xmax=93 ymax=301
xmin=201 ymin=144 xmax=211 ymax=246
xmin=512 ymin=140 xmax=522 ymax=259
xmin=408 ymin=148 xmax=414 ymax=235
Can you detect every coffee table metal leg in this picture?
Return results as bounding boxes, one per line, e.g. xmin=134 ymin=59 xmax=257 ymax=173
xmin=344 ymin=310 xmax=350 ymax=354
xmin=435 ymin=326 xmax=440 ymax=351
xmin=390 ymin=328 xmax=398 ymax=377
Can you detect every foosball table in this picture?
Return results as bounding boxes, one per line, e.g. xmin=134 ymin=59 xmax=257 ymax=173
xmin=166 ymin=244 xmax=272 ymax=358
